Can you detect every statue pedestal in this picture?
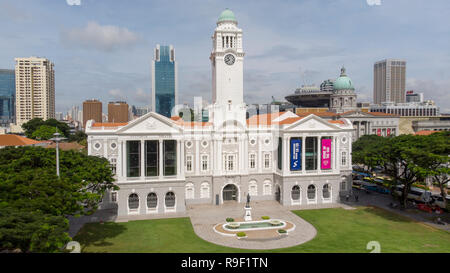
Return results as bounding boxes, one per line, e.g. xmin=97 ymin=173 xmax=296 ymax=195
xmin=244 ymin=206 xmax=252 ymax=221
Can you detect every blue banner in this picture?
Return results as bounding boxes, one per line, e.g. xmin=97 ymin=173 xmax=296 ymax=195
xmin=290 ymin=138 xmax=302 ymax=171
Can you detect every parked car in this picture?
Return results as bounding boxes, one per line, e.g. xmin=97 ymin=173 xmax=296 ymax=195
xmin=431 ymin=195 xmax=450 ymax=211
xmin=393 ymin=185 xmax=432 ymax=202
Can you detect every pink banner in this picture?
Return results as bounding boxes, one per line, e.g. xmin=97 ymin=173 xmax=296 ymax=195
xmin=321 ymin=139 xmax=331 ymax=169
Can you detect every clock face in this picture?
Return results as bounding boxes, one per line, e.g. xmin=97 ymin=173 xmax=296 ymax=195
xmin=224 ymin=54 xmax=235 ymax=65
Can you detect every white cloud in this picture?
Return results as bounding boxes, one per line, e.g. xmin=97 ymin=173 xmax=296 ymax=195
xmin=61 ymin=21 xmax=140 ymax=51
xmin=108 ymin=89 xmax=126 ymax=101
xmin=66 ymin=0 xmax=81 ymax=6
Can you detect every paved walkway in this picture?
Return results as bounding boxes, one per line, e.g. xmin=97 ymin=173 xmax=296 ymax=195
xmin=187 ymin=200 xmax=322 ymax=250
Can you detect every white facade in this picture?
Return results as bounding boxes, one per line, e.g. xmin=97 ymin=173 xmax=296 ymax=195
xmin=86 ymin=10 xmax=355 ymax=217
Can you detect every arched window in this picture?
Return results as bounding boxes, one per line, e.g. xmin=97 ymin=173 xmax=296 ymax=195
xmin=341 ymin=176 xmax=347 ymax=191
xmin=185 ymin=183 xmax=194 ymax=199
xmin=323 ymin=184 xmax=331 ymax=199
xmin=307 ymin=185 xmax=316 ymax=200
xmin=263 ymin=180 xmax=272 ymax=196
xmin=249 ymin=181 xmax=258 ymax=196
xmin=291 ymin=185 xmax=300 ymax=200
xmin=147 ymin=192 xmax=157 ymax=209
xmin=128 ymin=193 xmax=139 ymax=210
xmin=200 ymin=182 xmax=210 ymax=199
xmin=165 ymin=192 xmax=176 ymax=207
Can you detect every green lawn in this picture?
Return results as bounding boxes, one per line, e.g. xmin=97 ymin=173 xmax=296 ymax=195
xmin=74 ymin=207 xmax=450 ymax=253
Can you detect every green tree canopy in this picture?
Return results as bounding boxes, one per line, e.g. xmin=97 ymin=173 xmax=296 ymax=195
xmin=0 ymin=146 xmax=118 ymax=252
xmin=31 ymin=125 xmax=63 ymax=140
xmin=0 ymin=146 xmax=118 ymax=217
xmin=353 ymin=133 xmax=450 ymax=207
xmin=22 ymin=118 xmax=70 ymax=139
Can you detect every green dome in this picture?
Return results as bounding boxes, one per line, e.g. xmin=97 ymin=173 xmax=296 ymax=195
xmin=218 ymin=9 xmax=237 ymax=22
xmin=333 ymin=67 xmax=355 ymax=90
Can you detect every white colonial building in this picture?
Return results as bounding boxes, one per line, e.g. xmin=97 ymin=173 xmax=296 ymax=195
xmin=86 ymin=9 xmax=355 ymax=217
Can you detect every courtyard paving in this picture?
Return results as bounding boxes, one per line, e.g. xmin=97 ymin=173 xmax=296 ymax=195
xmin=187 ymin=200 xmax=344 ymax=250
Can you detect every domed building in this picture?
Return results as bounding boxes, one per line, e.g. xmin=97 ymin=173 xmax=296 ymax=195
xmin=329 ymin=67 xmax=357 ymax=113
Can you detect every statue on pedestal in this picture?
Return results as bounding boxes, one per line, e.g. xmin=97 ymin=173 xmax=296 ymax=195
xmin=245 ymin=193 xmax=251 ymax=208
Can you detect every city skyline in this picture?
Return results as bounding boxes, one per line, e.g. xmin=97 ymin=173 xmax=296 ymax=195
xmin=1 ymin=0 xmax=450 ymax=113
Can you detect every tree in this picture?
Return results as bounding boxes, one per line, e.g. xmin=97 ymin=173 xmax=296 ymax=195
xmin=0 ymin=146 xmax=118 ymax=252
xmin=0 ymin=147 xmax=118 ymax=217
xmin=417 ymin=132 xmax=450 ymax=208
xmin=22 ymin=118 xmax=70 ymax=139
xmin=352 ymin=135 xmax=388 ymax=173
xmin=31 ymin=125 xmax=63 ymax=140
xmin=68 ymin=130 xmax=87 ymax=143
xmin=0 ymin=207 xmax=71 ymax=253
xmin=21 ymin=118 xmax=45 ymax=138
xmin=353 ymin=133 xmax=450 ymax=208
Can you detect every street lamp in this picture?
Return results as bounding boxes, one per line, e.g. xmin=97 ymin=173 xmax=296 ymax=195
xmin=49 ymin=132 xmax=67 ymax=177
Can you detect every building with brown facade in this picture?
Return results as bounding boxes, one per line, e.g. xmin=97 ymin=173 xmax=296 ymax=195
xmin=108 ymin=101 xmax=129 ymax=123
xmin=83 ymin=99 xmax=102 ymax=129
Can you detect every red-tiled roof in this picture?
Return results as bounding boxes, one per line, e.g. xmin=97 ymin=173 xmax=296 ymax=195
xmin=414 ymin=130 xmax=439 ymax=136
xmin=91 ymin=122 xmax=128 ymax=127
xmin=0 ymin=134 xmax=47 ymax=147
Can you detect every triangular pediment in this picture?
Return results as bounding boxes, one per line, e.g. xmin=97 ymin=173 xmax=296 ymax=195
xmin=116 ymin=112 xmax=182 ymax=135
xmin=285 ymin=114 xmax=341 ymax=131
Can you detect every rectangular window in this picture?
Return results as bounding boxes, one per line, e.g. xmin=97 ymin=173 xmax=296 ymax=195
xmin=277 ymin=137 xmax=282 ymax=170
xmin=341 ymin=151 xmax=347 ymax=166
xmin=145 ymin=140 xmax=158 ymax=176
xmin=126 ymin=140 xmax=140 ymax=177
xmin=163 ymin=140 xmax=177 ymax=176
xmin=225 ymin=154 xmax=235 ymax=171
xmin=109 ymin=158 xmax=116 ymax=175
xmin=201 ymin=154 xmax=208 ymax=171
xmin=186 ymin=155 xmax=193 ymax=172
xmin=249 ymin=153 xmax=256 ymax=169
xmin=111 ymin=192 xmax=117 ymax=203
xmin=305 ymin=137 xmax=318 ymax=170
xmin=264 ymin=153 xmax=271 ymax=169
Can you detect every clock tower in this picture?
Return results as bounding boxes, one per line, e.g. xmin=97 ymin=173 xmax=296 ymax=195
xmin=209 ymin=9 xmax=246 ymax=126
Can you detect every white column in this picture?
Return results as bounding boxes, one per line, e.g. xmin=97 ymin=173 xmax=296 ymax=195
xmin=301 ymin=136 xmax=306 ymax=172
xmin=159 ymin=139 xmax=163 ymax=179
xmin=282 ymin=136 xmax=289 ymax=175
xmin=195 ymin=139 xmax=200 ymax=175
xmin=122 ymin=140 xmax=127 ymax=178
xmin=181 ymin=139 xmax=185 ymax=178
xmin=243 ymin=136 xmax=248 ymax=173
xmin=140 ymin=140 xmax=145 ymax=179
xmin=258 ymin=138 xmax=262 ymax=173
xmin=176 ymin=139 xmax=180 ymax=178
xmin=317 ymin=136 xmax=321 ymax=173
xmin=332 ymin=136 xmax=336 ymax=171
xmin=103 ymin=139 xmax=108 ymax=158
xmin=117 ymin=140 xmax=122 ymax=178
xmin=217 ymin=138 xmax=222 ymax=172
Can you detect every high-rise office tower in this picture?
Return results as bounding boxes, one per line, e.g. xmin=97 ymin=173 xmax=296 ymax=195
xmin=373 ymin=59 xmax=406 ymax=104
xmin=83 ymin=99 xmax=102 ymax=128
xmin=152 ymin=44 xmax=177 ymax=118
xmin=0 ymin=69 xmax=15 ymax=127
xmin=108 ymin=101 xmax=129 ymax=123
xmin=15 ymin=57 xmax=55 ymax=126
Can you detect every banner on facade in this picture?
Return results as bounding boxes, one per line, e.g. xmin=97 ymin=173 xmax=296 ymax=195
xmin=377 ymin=129 xmax=381 ymax=136
xmin=321 ymin=138 xmax=331 ymax=169
xmin=387 ymin=128 xmax=391 ymax=136
xmin=290 ymin=138 xmax=301 ymax=171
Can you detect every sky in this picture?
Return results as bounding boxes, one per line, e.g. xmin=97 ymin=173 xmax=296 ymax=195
xmin=1 ymin=0 xmax=449 ymax=114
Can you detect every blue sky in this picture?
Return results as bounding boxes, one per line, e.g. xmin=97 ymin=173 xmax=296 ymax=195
xmin=1 ymin=0 xmax=449 ymax=113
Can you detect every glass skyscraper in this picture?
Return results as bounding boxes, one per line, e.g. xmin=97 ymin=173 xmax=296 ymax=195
xmin=152 ymin=45 xmax=177 ymax=118
xmin=0 ymin=69 xmax=15 ymax=127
